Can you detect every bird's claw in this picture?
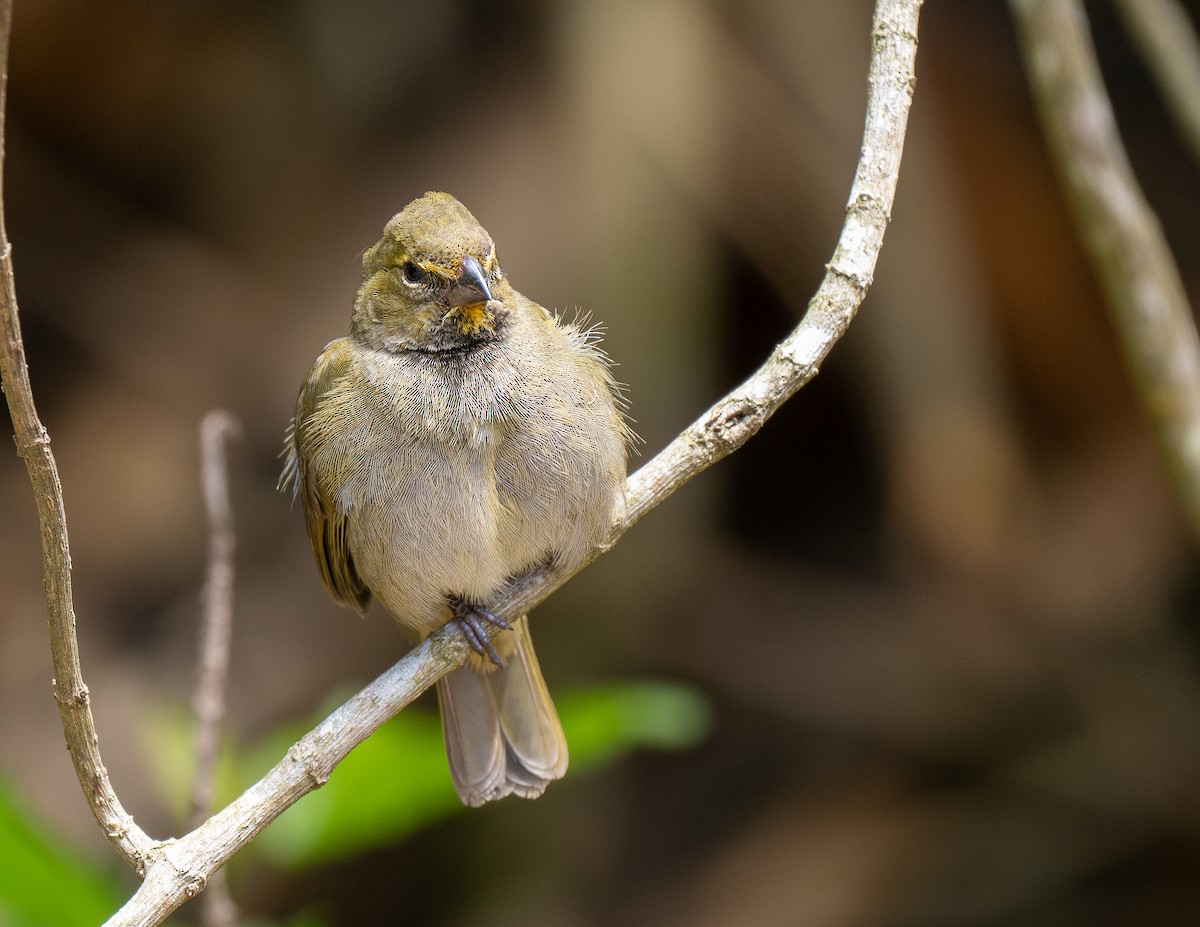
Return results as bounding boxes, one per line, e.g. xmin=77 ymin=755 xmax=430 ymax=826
xmin=449 ymin=597 xmax=510 ymax=667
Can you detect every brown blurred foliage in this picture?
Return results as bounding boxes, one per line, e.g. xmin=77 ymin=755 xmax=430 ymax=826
xmin=3 ymin=0 xmax=1200 ymax=924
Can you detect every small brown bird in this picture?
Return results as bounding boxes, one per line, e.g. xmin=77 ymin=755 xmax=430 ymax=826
xmin=282 ymin=192 xmax=629 ymax=806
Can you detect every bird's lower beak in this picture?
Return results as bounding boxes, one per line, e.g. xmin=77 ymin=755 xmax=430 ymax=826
xmin=447 ymin=255 xmax=493 ymax=307
xmin=445 ymin=255 xmax=499 ymax=336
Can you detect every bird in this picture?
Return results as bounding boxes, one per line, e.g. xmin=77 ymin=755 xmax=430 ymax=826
xmin=281 ymin=191 xmax=630 ymax=806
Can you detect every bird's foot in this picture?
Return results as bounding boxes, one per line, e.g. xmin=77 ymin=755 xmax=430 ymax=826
xmin=448 ymin=596 xmax=510 ymax=668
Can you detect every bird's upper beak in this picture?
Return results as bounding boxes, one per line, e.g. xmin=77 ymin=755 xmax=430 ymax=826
xmin=447 ymin=255 xmax=493 ymax=308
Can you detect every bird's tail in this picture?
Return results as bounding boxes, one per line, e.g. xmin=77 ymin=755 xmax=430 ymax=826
xmin=436 ymin=615 xmax=569 ymax=807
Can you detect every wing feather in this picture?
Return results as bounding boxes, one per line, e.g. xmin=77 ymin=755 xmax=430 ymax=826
xmin=283 ymin=339 xmax=371 ymax=614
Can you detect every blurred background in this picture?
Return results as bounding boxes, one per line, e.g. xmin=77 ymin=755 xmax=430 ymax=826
xmin=3 ymin=0 xmax=1200 ymax=924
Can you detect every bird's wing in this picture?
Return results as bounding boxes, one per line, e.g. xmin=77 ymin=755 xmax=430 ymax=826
xmin=285 ymin=339 xmax=372 ymax=614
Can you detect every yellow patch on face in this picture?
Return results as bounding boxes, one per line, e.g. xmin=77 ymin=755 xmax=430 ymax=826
xmin=452 ymin=302 xmax=495 ymax=335
xmin=428 ymin=261 xmax=458 ymax=281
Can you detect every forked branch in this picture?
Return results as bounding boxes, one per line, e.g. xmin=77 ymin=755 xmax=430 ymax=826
xmin=0 ymin=1 xmax=925 ymax=924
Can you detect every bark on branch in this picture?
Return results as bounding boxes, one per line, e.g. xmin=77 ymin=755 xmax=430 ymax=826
xmin=0 ymin=0 xmax=155 ymax=872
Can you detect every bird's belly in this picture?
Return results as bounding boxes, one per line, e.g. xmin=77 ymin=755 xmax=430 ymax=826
xmin=341 ymin=437 xmax=542 ymax=637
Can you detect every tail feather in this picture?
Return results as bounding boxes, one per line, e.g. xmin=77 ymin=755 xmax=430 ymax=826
xmin=437 ymin=670 xmax=507 ymax=803
xmin=436 ymin=616 xmax=568 ymax=806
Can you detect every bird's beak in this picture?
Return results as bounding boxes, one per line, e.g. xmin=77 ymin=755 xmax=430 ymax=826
xmin=447 ymin=255 xmax=493 ymax=307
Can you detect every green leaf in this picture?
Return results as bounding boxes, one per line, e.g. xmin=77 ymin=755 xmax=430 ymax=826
xmin=251 ymin=708 xmax=458 ymax=869
xmin=251 ymin=679 xmax=711 ymax=870
xmin=0 ymin=778 xmax=124 ymax=927
xmin=557 ymin=679 xmax=712 ymax=768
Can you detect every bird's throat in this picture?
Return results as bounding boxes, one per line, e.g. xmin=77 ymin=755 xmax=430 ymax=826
xmin=451 ymin=301 xmax=495 ymax=336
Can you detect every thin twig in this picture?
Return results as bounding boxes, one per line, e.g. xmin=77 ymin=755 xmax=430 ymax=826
xmin=0 ymin=0 xmax=154 ymax=873
xmin=1011 ymin=0 xmax=1200 ymax=541
xmin=1112 ymin=0 xmax=1200 ymax=170
xmin=97 ymin=2 xmax=924 ymax=924
xmin=191 ymin=410 xmax=241 ymax=927
xmin=190 ymin=410 xmax=239 ymax=826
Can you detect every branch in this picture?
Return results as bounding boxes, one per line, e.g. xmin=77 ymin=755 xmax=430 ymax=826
xmin=1111 ymin=0 xmax=1200 ymax=170
xmin=190 ymin=411 xmax=240 ymax=828
xmin=0 ymin=0 xmax=923 ymax=923
xmin=190 ymin=411 xmax=242 ymax=927
xmin=102 ymin=3 xmax=922 ymax=923
xmin=1011 ymin=0 xmax=1200 ymax=541
xmin=0 ymin=0 xmax=155 ymax=872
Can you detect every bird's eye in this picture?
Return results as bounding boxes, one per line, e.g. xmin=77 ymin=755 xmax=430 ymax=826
xmin=400 ymin=261 xmax=425 ymax=285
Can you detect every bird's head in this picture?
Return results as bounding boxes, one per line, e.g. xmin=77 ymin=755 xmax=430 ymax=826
xmin=352 ymin=192 xmax=509 ymax=353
